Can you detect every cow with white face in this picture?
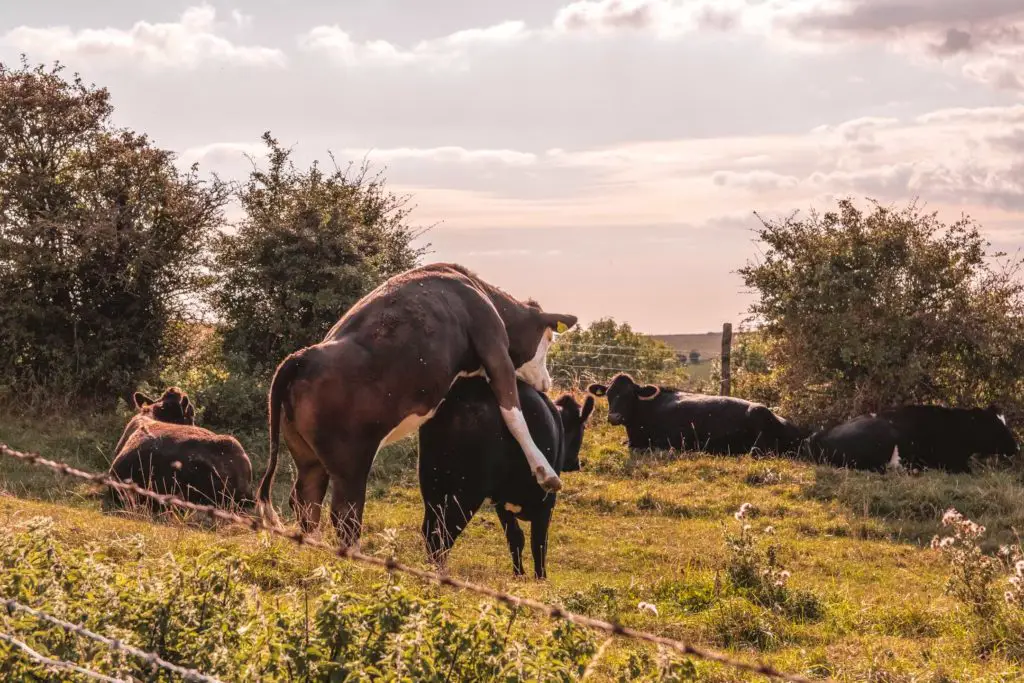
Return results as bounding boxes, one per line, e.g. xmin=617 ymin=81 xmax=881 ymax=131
xmin=256 ymin=263 xmax=577 ymax=549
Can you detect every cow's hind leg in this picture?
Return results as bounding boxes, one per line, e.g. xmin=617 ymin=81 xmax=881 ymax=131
xmin=290 ymin=461 xmax=330 ymax=536
xmin=283 ymin=427 xmax=330 ymax=536
xmin=495 ymin=505 xmax=526 ymax=577
xmin=423 ymin=495 xmax=476 ymax=569
xmin=317 ymin=438 xmax=377 ymax=550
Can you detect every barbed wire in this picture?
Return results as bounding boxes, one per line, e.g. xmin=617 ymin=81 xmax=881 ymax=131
xmin=2 ymin=598 xmax=225 ymax=683
xmin=0 ymin=631 xmax=128 ymax=683
xmin=0 ymin=443 xmax=823 ymax=683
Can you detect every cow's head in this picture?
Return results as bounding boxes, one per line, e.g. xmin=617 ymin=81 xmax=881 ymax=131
xmin=555 ymin=393 xmax=596 ymax=472
xmin=133 ymin=387 xmax=195 ymax=426
xmin=586 ymin=373 xmax=661 ymax=426
xmin=507 ymin=300 xmax=577 ymax=393
xmin=974 ymin=405 xmax=1019 ymax=457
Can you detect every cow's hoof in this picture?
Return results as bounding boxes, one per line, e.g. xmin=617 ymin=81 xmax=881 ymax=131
xmin=539 ymin=473 xmax=562 ymax=492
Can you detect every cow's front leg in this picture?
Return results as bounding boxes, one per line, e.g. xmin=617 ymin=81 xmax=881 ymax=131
xmin=529 ymin=507 xmax=552 ymax=580
xmin=472 ymin=335 xmax=561 ymax=492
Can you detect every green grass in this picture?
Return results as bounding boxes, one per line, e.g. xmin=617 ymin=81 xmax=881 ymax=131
xmin=2 ymin=398 xmax=1024 ymax=681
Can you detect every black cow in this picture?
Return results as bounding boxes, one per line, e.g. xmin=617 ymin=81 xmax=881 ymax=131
xmin=805 ymin=404 xmax=1019 ymax=473
xmin=418 ymin=377 xmax=595 ymax=579
xmin=108 ymin=387 xmax=255 ymax=511
xmin=586 ymin=373 xmax=806 ymax=455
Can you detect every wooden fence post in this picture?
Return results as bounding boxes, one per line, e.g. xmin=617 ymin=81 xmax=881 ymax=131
xmin=720 ymin=322 xmax=732 ymax=396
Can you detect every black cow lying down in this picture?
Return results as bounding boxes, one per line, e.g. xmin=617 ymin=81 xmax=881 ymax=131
xmin=587 ymin=373 xmax=806 ymax=455
xmin=107 ymin=387 xmax=255 ymax=510
xmin=418 ymin=377 xmax=594 ymax=579
xmin=805 ymin=404 xmax=1019 ymax=473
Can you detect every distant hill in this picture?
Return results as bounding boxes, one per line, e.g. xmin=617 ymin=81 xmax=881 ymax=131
xmin=649 ymin=332 xmax=725 ymax=361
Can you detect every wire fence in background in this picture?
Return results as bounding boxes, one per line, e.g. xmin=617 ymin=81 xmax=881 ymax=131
xmin=0 ymin=442 xmax=823 ymax=683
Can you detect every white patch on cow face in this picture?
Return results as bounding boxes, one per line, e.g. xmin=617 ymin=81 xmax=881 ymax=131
xmin=504 ymin=502 xmax=523 ymax=513
xmin=998 ymin=414 xmax=1007 ymax=425
xmin=500 ymin=406 xmax=561 ymax=491
xmin=515 ymin=328 xmax=553 ymax=393
xmin=378 ymin=368 xmax=487 ymax=450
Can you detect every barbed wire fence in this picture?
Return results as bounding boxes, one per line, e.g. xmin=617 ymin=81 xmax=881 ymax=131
xmin=0 ymin=442 xmax=823 ymax=683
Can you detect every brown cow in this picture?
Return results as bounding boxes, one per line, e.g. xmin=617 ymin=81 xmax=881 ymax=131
xmin=257 ymin=262 xmax=578 ymax=548
xmin=108 ymin=387 xmax=254 ymax=511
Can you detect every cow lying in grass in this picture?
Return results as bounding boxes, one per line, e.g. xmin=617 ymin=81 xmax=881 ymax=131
xmin=418 ymin=377 xmax=595 ymax=579
xmin=107 ymin=387 xmax=254 ymax=511
xmin=804 ymin=405 xmax=1019 ymax=473
xmin=587 ymin=373 xmax=806 ymax=455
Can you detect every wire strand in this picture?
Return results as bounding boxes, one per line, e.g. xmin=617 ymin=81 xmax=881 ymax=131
xmin=0 ymin=443 xmax=823 ymax=683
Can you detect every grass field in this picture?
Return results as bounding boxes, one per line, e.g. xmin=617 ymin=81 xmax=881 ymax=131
xmin=3 ymin=398 xmax=1024 ymax=681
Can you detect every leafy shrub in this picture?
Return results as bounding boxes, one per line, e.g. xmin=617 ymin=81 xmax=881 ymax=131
xmin=210 ymin=132 xmax=427 ymax=375
xmin=0 ymin=517 xmax=598 ymax=681
xmin=738 ymin=197 xmax=1024 ymax=426
xmin=0 ymin=59 xmax=228 ymax=403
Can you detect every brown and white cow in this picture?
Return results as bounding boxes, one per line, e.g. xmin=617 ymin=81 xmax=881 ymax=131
xmin=108 ymin=387 xmax=254 ymax=510
xmin=256 ymin=262 xmax=577 ymax=548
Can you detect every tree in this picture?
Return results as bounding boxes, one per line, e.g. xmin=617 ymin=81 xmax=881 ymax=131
xmin=210 ymin=133 xmax=428 ymax=373
xmin=547 ymin=318 xmax=686 ymax=389
xmin=738 ymin=197 xmax=1024 ymax=425
xmin=0 ymin=58 xmax=228 ymax=402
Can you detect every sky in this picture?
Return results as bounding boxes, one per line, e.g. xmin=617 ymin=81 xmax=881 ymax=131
xmin=1 ymin=0 xmax=1023 ymax=334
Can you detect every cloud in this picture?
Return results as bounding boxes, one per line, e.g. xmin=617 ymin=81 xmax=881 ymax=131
xmin=344 ymin=146 xmax=538 ymax=166
xmin=782 ymin=0 xmax=1024 ymax=92
xmin=177 ymin=104 xmax=1024 ymax=231
xmin=542 ymin=0 xmax=1024 ymax=92
xmin=299 ymin=20 xmax=529 ymax=69
xmin=1 ymin=5 xmax=285 ymax=69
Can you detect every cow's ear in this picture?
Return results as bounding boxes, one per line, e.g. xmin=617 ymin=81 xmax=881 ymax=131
xmin=636 ymin=384 xmax=661 ymax=401
xmin=987 ymin=404 xmax=1003 ymax=415
xmin=184 ymin=402 xmax=195 ymax=421
xmin=581 ymin=395 xmax=596 ymax=423
xmin=587 ymin=383 xmax=607 ymax=397
xmin=541 ymin=312 xmax=578 ymax=334
xmin=133 ymin=392 xmax=154 ymax=409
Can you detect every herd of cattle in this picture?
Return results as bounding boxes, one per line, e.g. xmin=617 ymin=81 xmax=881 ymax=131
xmin=105 ymin=263 xmax=1021 ymax=579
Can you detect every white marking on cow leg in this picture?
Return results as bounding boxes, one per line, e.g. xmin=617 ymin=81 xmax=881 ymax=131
xmin=504 ymin=502 xmax=522 ymax=513
xmin=500 ymin=406 xmax=561 ymax=491
xmin=515 ymin=328 xmax=553 ymax=393
xmin=887 ymin=446 xmax=903 ymax=472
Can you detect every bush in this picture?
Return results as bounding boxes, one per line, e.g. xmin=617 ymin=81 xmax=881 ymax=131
xmin=0 ymin=517 xmax=599 ymax=681
xmin=738 ymin=197 xmax=1024 ymax=426
xmin=548 ymin=318 xmax=687 ymax=390
xmin=0 ymin=59 xmax=228 ymax=403
xmin=210 ymin=132 xmax=427 ymax=375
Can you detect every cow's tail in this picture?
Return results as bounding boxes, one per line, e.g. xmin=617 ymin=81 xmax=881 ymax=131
xmin=257 ymin=350 xmax=305 ymax=529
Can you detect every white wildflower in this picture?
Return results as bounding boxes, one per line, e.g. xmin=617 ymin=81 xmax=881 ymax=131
xmin=940 ymin=537 xmax=955 ymax=549
xmin=734 ymin=503 xmax=752 ymax=521
xmin=763 ymin=526 xmax=775 ymax=535
xmin=1015 ymin=560 xmax=1024 ymax=577
xmin=637 ymin=601 xmax=658 ymax=616
xmin=1006 ymin=591 xmax=1016 ymax=604
xmin=941 ymin=508 xmax=962 ymax=527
